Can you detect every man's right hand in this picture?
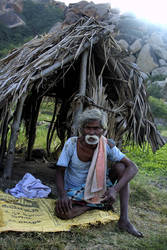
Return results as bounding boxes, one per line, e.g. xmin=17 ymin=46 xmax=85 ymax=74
xmin=55 ymin=194 xmax=72 ymax=215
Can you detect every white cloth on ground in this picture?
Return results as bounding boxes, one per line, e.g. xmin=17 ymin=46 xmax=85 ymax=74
xmin=5 ymin=173 xmax=51 ymax=198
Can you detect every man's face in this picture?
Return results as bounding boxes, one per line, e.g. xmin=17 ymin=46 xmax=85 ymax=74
xmin=82 ymin=120 xmax=103 ymax=145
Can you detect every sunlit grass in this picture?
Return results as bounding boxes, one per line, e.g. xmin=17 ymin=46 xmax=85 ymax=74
xmin=158 ymin=124 xmax=167 ymax=137
xmin=125 ymin=143 xmax=167 ymax=176
xmin=161 ymin=130 xmax=167 ymax=137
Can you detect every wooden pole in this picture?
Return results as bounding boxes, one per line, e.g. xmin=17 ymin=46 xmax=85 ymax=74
xmin=47 ymin=100 xmax=62 ymax=156
xmin=3 ymin=93 xmax=27 ymax=179
xmin=71 ymin=49 xmax=89 ymax=136
xmin=0 ymin=111 xmax=9 ymax=169
xmin=26 ymin=96 xmax=42 ymax=160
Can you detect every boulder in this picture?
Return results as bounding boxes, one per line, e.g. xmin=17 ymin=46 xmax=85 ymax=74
xmin=151 ymin=78 xmax=167 ymax=89
xmin=49 ymin=22 xmax=62 ymax=34
xmin=136 ymin=44 xmax=158 ymax=73
xmin=117 ymin=39 xmax=129 ymax=50
xmin=149 ymin=32 xmax=165 ymax=47
xmin=64 ymin=10 xmax=81 ymax=25
xmin=151 ymin=66 xmax=167 ymax=77
xmin=106 ymin=13 xmax=120 ymax=25
xmin=125 ymin=54 xmax=136 ymax=63
xmin=130 ymin=39 xmax=142 ymax=54
xmin=63 ymin=1 xmax=114 ymax=25
xmin=149 ymin=32 xmax=167 ymax=60
xmin=151 ymin=45 xmax=167 ymax=61
xmin=53 ymin=1 xmax=66 ymax=11
xmin=0 ymin=9 xmax=25 ymax=28
xmin=85 ymin=3 xmax=111 ymax=20
xmin=159 ymin=59 xmax=167 ymax=66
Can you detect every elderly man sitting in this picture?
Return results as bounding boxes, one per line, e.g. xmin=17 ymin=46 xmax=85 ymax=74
xmin=55 ymin=108 xmax=143 ymax=237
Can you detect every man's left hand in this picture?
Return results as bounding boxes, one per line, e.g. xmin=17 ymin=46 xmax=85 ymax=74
xmin=101 ymin=187 xmax=117 ymax=205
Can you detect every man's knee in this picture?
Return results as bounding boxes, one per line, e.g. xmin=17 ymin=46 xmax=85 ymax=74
xmin=109 ymin=162 xmax=126 ymax=181
xmin=115 ymin=162 xmax=126 ymax=177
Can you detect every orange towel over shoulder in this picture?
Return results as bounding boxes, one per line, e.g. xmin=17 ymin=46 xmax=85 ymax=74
xmin=84 ymin=136 xmax=107 ymax=204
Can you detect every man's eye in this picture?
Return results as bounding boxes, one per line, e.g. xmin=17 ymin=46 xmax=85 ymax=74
xmin=85 ymin=127 xmax=101 ymax=130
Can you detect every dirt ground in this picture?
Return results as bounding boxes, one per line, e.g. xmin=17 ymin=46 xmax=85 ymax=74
xmin=0 ymin=153 xmax=58 ymax=198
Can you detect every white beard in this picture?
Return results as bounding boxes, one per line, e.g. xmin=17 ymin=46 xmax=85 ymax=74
xmin=85 ymin=135 xmax=99 ymax=145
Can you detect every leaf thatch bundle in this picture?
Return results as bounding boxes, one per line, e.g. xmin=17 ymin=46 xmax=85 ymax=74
xmin=0 ymin=17 xmax=165 ymax=178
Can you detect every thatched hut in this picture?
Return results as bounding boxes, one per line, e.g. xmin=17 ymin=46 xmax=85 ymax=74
xmin=0 ymin=17 xmax=165 ymax=179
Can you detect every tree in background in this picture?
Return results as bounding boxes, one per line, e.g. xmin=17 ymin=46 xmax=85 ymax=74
xmin=0 ymin=0 xmax=64 ymax=58
xmin=149 ymin=96 xmax=167 ymax=120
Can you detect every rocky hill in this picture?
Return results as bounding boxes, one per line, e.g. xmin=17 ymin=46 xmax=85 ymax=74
xmin=50 ymin=1 xmax=167 ymax=99
xmin=56 ymin=1 xmax=167 ymax=79
xmin=0 ymin=0 xmax=24 ymax=28
xmin=1 ymin=0 xmax=167 ymax=82
xmin=0 ymin=0 xmax=64 ymax=57
xmin=0 ymin=0 xmax=65 ymax=28
xmin=0 ymin=0 xmax=166 ymax=126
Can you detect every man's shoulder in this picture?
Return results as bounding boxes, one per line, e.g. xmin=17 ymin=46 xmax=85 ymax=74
xmin=67 ymin=136 xmax=78 ymax=144
xmin=65 ymin=137 xmax=78 ymax=150
xmin=107 ymin=138 xmax=116 ymax=149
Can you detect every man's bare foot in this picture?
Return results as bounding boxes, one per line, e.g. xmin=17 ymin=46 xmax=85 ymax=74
xmin=118 ymin=219 xmax=144 ymax=238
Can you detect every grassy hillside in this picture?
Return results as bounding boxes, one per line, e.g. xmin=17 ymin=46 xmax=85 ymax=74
xmin=0 ymin=0 xmax=64 ymax=58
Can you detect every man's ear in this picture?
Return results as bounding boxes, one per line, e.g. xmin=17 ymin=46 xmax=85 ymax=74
xmin=78 ymin=127 xmax=84 ymax=136
xmin=103 ymin=130 xmax=107 ymax=136
xmin=78 ymin=130 xmax=82 ymax=136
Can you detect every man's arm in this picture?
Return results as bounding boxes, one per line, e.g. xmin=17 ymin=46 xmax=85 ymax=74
xmin=114 ymin=157 xmax=138 ymax=192
xmin=55 ymin=166 xmax=72 ymax=215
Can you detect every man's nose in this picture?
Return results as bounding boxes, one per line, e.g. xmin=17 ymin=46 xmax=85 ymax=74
xmin=88 ymin=128 xmax=96 ymax=134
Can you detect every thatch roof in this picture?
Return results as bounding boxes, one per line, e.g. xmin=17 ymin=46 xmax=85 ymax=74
xmin=0 ymin=17 xmax=165 ymax=178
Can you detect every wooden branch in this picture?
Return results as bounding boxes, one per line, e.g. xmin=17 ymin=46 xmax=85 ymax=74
xmin=3 ymin=93 xmax=27 ymax=179
xmin=26 ymin=96 xmax=43 ymax=160
xmin=0 ymin=111 xmax=9 ymax=168
xmin=31 ymin=30 xmax=110 ymax=82
xmin=46 ymin=101 xmax=62 ymax=156
xmin=109 ymin=57 xmax=124 ymax=80
xmin=71 ymin=49 xmax=89 ymax=136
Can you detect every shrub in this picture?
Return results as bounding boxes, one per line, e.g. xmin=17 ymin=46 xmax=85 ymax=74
xmin=0 ymin=0 xmax=64 ymax=58
xmin=148 ymin=96 xmax=167 ymax=119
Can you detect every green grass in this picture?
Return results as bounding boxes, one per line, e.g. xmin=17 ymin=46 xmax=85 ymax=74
xmin=158 ymin=125 xmax=167 ymax=137
xmin=125 ymin=143 xmax=167 ymax=176
xmin=14 ymin=100 xmax=60 ymax=154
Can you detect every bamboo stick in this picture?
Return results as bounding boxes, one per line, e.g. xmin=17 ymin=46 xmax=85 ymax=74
xmin=47 ymin=100 xmax=62 ymax=156
xmin=3 ymin=93 xmax=27 ymax=179
xmin=26 ymin=96 xmax=43 ymax=160
xmin=0 ymin=111 xmax=9 ymax=169
xmin=71 ymin=49 xmax=89 ymax=136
